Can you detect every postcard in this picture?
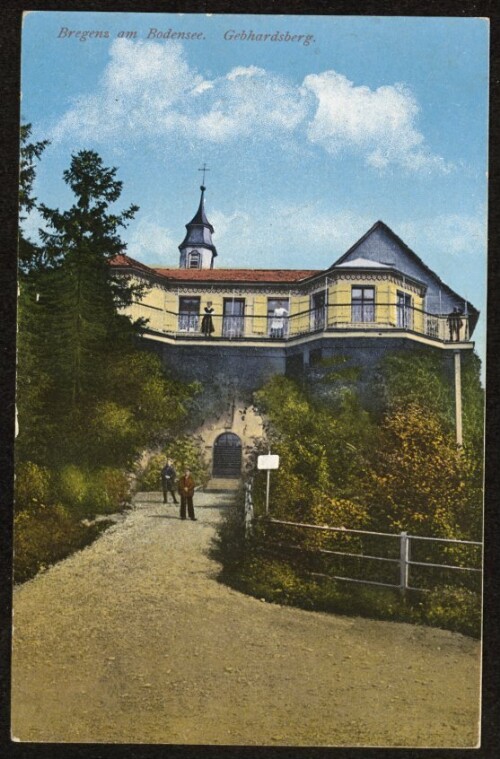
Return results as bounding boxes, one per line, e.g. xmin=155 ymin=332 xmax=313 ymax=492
xmin=12 ymin=10 xmax=488 ymax=747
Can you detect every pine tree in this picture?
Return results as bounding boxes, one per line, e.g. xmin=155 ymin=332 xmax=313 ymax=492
xmin=16 ymin=125 xmax=53 ymax=462
xmin=37 ymin=151 xmax=142 ymax=427
xmin=18 ymin=144 xmax=197 ymax=471
xmin=18 ymin=123 xmax=50 ymax=273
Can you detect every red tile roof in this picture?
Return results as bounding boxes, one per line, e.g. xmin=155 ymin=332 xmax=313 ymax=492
xmin=154 ymin=268 xmax=320 ymax=283
xmin=110 ymin=255 xmax=319 ymax=283
xmin=109 ymin=254 xmax=156 ymax=274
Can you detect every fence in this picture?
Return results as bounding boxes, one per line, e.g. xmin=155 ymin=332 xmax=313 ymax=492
xmin=247 ymin=515 xmax=482 ymax=596
xmin=145 ymin=302 xmax=470 ymax=344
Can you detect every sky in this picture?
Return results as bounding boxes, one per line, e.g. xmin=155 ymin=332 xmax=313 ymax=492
xmin=21 ymin=11 xmax=489 ymax=365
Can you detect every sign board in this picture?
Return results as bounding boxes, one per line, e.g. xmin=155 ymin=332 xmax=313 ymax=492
xmin=257 ymin=454 xmax=280 ymax=470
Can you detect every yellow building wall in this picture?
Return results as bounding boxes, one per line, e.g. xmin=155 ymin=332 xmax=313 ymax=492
xmin=120 ymin=272 xmax=426 ymax=338
xmin=413 ymin=292 xmax=424 ymax=333
xmin=326 ymin=277 xmax=424 ymax=330
xmin=162 ymin=291 xmax=177 ymax=332
xmin=328 ymin=281 xmax=351 ymax=325
xmin=377 ymin=281 xmax=392 ymax=326
xmin=252 ymin=295 xmax=268 ymax=336
xmin=289 ymin=294 xmax=310 ymax=335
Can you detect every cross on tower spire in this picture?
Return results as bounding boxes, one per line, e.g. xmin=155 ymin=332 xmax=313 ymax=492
xmin=198 ymin=162 xmax=210 ymax=187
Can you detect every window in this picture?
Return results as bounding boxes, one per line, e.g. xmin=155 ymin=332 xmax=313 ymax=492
xmin=311 ymin=290 xmax=326 ymax=330
xmin=267 ymin=298 xmax=289 ymax=337
xmin=397 ymin=291 xmax=413 ymax=329
xmin=178 ymin=297 xmax=200 ymax=331
xmin=351 ymin=286 xmax=375 ymax=323
xmin=188 ymin=250 xmax=201 ymax=269
xmin=222 ymin=298 xmax=245 ymax=338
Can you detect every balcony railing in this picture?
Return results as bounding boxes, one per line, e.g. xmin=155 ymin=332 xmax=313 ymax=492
xmin=142 ymin=302 xmax=470 ymax=344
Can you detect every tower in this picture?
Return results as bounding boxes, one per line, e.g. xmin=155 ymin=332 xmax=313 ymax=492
xmin=178 ymin=184 xmax=218 ymax=269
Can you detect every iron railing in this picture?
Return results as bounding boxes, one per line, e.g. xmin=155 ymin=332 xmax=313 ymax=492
xmin=139 ymin=302 xmax=470 ymax=344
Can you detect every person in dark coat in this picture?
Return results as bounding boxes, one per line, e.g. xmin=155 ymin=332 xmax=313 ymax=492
xmin=201 ymin=301 xmax=215 ymax=337
xmin=161 ymin=459 xmax=178 ymax=504
xmin=178 ymin=468 xmax=196 ymax=521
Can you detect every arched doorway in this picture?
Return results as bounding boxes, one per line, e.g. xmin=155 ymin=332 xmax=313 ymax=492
xmin=213 ymin=432 xmax=242 ymax=477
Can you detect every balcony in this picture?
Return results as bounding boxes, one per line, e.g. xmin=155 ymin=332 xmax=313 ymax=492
xmin=145 ymin=302 xmax=471 ymax=345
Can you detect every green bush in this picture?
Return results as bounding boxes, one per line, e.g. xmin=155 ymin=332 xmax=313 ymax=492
xmin=54 ymin=465 xmax=89 ymax=511
xmin=13 ymin=502 xmax=109 ymax=584
xmin=84 ymin=467 xmax=132 ymax=515
xmin=138 ymin=437 xmax=209 ymax=491
xmin=421 ymin=585 xmax=481 ymax=638
xmin=213 ymin=502 xmax=479 ymax=638
xmin=13 ymin=463 xmax=131 ymax=583
xmin=15 ymin=461 xmax=52 ymax=510
xmin=52 ymin=464 xmax=132 ymax=518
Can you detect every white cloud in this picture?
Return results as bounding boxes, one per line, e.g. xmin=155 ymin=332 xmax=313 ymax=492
xmin=226 ymin=65 xmax=266 ymax=80
xmin=126 ymin=218 xmax=178 ymax=264
xmin=398 ymin=213 xmax=486 ymax=258
xmin=199 ymin=204 xmax=375 ymax=269
xmin=52 ymin=38 xmax=446 ymax=173
xmin=302 ymin=71 xmax=450 ymax=173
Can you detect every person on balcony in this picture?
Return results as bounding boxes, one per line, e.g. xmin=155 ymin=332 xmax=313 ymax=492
xmin=270 ymin=306 xmax=288 ymax=338
xmin=201 ymin=301 xmax=215 ymax=337
xmin=447 ymin=307 xmax=463 ymax=342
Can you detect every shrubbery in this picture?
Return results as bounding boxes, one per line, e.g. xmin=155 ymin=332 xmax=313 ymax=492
xmin=214 ymin=354 xmax=484 ymax=639
xmin=137 ymin=437 xmax=209 ymax=491
xmin=14 ymin=461 xmax=133 ymax=582
xmin=213 ymin=498 xmax=481 ymax=638
xmin=14 ymin=502 xmax=109 ymax=584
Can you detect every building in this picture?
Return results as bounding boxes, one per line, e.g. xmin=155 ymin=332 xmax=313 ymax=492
xmin=111 ymin=185 xmax=479 ymax=478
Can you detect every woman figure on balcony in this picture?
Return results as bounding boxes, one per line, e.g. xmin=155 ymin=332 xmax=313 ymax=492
xmin=270 ymin=305 xmax=288 ymax=338
xmin=201 ymin=301 xmax=215 ymax=337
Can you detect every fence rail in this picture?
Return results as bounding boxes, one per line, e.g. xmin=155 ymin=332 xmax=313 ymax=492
xmin=251 ymin=516 xmax=482 ymax=595
xmin=137 ymin=301 xmax=471 ymax=345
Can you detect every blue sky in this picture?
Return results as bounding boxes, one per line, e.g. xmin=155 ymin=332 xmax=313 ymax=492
xmin=21 ymin=11 xmax=489 ymax=364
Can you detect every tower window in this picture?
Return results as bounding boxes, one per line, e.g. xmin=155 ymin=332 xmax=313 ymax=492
xmin=188 ymin=250 xmax=201 ymax=269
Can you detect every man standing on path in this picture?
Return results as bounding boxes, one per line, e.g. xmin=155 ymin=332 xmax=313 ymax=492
xmin=161 ymin=459 xmax=178 ymax=504
xmin=178 ymin=468 xmax=197 ymax=521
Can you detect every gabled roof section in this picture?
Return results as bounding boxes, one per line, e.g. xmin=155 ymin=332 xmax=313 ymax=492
xmin=331 ymin=220 xmax=479 ymax=333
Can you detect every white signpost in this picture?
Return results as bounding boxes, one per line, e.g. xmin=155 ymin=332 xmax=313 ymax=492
xmin=257 ymin=453 xmax=280 ymax=515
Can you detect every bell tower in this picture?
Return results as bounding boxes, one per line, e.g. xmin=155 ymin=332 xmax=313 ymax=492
xmin=179 ymin=171 xmax=217 ymax=269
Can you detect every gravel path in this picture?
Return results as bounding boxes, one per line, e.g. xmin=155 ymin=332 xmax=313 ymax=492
xmin=12 ymin=491 xmax=481 ymax=747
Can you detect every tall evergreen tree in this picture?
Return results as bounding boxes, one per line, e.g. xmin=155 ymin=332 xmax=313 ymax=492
xmin=18 ymin=123 xmax=50 ymax=274
xmin=17 ymin=144 xmax=197 ymax=472
xmin=16 ymin=125 xmax=52 ymax=462
xmin=37 ymin=151 xmax=143 ymax=425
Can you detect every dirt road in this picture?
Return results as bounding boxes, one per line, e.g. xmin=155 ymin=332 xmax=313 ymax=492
xmin=11 ymin=491 xmax=481 ymax=747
